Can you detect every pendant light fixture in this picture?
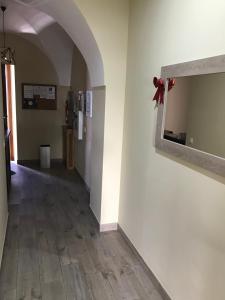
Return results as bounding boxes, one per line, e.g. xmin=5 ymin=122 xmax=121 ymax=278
xmin=1 ymin=6 xmax=15 ymax=64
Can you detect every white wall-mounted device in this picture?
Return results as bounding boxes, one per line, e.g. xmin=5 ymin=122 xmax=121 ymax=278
xmin=78 ymin=111 xmax=83 ymax=140
xmin=86 ymin=90 xmax=93 ymax=118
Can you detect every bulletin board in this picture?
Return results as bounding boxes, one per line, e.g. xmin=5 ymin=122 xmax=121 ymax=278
xmin=22 ymin=83 xmax=57 ymax=110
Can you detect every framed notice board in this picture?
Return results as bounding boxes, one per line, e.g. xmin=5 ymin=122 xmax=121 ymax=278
xmin=22 ymin=83 xmax=57 ymax=110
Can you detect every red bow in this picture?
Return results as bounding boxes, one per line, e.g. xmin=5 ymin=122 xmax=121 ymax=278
xmin=153 ymin=77 xmax=165 ymax=105
xmin=153 ymin=77 xmax=175 ymax=105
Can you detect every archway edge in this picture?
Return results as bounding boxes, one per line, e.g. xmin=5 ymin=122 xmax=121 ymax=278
xmin=37 ymin=0 xmax=129 ymax=226
xmin=38 ymin=0 xmax=105 ymax=87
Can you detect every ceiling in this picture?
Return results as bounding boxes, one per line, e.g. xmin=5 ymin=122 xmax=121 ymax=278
xmin=0 ymin=0 xmax=55 ymax=34
xmin=0 ymin=0 xmax=75 ymax=86
xmin=0 ymin=0 xmax=105 ymax=86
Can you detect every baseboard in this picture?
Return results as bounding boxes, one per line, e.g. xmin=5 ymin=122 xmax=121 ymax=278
xmin=89 ymin=206 xmax=118 ymax=233
xmin=17 ymin=159 xmax=38 ymax=165
xmin=118 ymin=225 xmax=172 ymax=300
xmin=18 ymin=159 xmax=63 ymax=165
xmin=100 ymin=222 xmax=118 ymax=232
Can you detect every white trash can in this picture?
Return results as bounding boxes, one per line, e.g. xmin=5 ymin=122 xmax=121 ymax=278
xmin=40 ymin=145 xmax=50 ymax=168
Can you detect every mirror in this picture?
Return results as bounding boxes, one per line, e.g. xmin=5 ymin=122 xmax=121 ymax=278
xmin=155 ymin=54 xmax=225 ymax=177
xmin=164 ymin=73 xmax=225 ymax=159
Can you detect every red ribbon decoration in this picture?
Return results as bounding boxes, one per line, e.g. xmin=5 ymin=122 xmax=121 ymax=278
xmin=153 ymin=77 xmax=175 ymax=105
xmin=153 ymin=77 xmax=165 ymax=105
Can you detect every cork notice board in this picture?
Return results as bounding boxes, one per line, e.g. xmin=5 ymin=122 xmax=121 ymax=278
xmin=22 ymin=83 xmax=57 ymax=110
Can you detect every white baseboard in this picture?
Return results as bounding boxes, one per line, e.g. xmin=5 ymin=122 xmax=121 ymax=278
xmin=100 ymin=222 xmax=118 ymax=232
xmin=89 ymin=204 xmax=118 ymax=233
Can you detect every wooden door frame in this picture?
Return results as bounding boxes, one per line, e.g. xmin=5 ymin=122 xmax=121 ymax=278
xmin=5 ymin=64 xmax=14 ymax=161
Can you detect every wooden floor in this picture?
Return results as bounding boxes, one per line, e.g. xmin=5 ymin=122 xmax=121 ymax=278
xmin=0 ymin=162 xmax=163 ymax=300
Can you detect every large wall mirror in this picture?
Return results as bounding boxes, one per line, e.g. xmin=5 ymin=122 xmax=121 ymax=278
xmin=155 ymin=55 xmax=225 ymax=177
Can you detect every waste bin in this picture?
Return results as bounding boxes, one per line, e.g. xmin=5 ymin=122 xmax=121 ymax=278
xmin=40 ymin=145 xmax=50 ymax=168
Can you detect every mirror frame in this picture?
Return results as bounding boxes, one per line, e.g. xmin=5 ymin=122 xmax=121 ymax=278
xmin=155 ymin=54 xmax=225 ymax=177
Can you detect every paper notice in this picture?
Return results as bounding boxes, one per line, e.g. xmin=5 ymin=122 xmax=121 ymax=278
xmin=24 ymin=85 xmax=33 ymax=99
xmin=33 ymin=86 xmax=40 ymax=96
xmin=47 ymin=86 xmax=55 ymax=99
xmin=40 ymin=86 xmax=48 ymax=99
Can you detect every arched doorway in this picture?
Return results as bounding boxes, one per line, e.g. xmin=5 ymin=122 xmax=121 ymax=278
xmin=2 ymin=0 xmax=129 ymax=232
xmin=2 ymin=0 xmax=106 ymax=226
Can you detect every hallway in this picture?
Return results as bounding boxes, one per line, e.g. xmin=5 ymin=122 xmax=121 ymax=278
xmin=0 ymin=163 xmax=163 ymax=300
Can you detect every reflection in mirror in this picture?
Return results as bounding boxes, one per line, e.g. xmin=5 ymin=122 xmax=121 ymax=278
xmin=164 ymin=73 xmax=225 ymax=159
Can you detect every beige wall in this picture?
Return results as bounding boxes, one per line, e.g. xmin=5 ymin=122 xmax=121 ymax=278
xmin=186 ymin=73 xmax=225 ymax=158
xmin=2 ymin=34 xmax=69 ymax=161
xmin=12 ymin=34 xmax=89 ymax=162
xmin=0 ymin=70 xmax=8 ymax=267
xmin=70 ymin=46 xmax=87 ymax=92
xmin=165 ymin=77 xmax=190 ymax=134
xmin=119 ymin=1 xmax=225 ymax=300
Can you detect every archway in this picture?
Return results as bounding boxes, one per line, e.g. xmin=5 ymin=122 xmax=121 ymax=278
xmin=8 ymin=0 xmax=105 ymax=87
xmin=2 ymin=0 xmax=129 ymax=230
xmin=2 ymin=0 xmax=106 ymax=225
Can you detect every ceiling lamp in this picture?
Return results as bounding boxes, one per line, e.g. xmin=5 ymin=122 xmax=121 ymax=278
xmin=0 ymin=6 xmax=15 ymax=64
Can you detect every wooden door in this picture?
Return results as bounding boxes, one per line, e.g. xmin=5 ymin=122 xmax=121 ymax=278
xmin=1 ymin=64 xmax=7 ymax=131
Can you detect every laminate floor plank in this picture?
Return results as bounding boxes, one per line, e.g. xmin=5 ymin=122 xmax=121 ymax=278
xmin=38 ymin=229 xmax=63 ymax=285
xmin=0 ymin=162 xmax=164 ymax=300
xmin=16 ymin=273 xmax=42 ymax=300
xmin=1 ymin=289 xmax=17 ymax=300
xmin=0 ymin=247 xmax=18 ymax=294
xmin=42 ymin=280 xmax=66 ymax=300
xmin=86 ymin=271 xmax=115 ymax=300
xmin=62 ymin=263 xmax=93 ymax=300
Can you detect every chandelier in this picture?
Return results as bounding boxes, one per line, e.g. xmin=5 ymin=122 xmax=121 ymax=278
xmin=1 ymin=6 xmax=15 ymax=64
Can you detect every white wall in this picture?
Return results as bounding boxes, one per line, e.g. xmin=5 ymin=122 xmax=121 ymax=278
xmin=38 ymin=23 xmax=74 ymax=86
xmin=84 ymin=72 xmax=93 ymax=188
xmin=74 ymin=0 xmax=129 ymax=225
xmin=90 ymin=87 xmax=105 ymax=222
xmin=0 ymin=69 xmax=8 ymax=267
xmin=119 ymin=1 xmax=225 ymax=300
xmin=38 ymin=0 xmax=105 ymax=87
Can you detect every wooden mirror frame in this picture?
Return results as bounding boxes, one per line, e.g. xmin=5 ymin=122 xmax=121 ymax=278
xmin=155 ymin=54 xmax=225 ymax=177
